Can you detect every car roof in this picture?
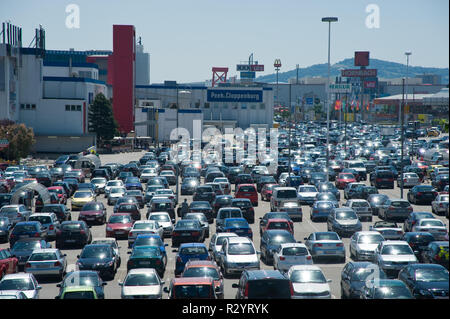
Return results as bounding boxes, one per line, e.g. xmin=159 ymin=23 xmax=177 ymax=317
xmin=289 ymin=265 xmax=323 ymax=271
xmin=245 ymin=270 xmax=288 ymax=280
xmin=408 ymin=263 xmax=448 ymax=270
xmin=279 ymin=243 xmax=307 ymax=249
xmin=381 ymin=241 xmax=409 ymax=246
xmin=29 ymin=213 xmax=54 ymax=217
xmin=172 ymin=277 xmax=214 ymax=285
xmin=215 ymin=232 xmax=239 ymax=238
xmin=62 ymin=286 xmax=96 ymax=293
xmin=227 ymin=237 xmax=252 ymax=244
xmin=184 ymin=260 xmax=219 ymax=268
xmin=30 ymin=248 xmax=59 ymax=254
xmin=354 ymin=231 xmax=382 ymax=236
xmin=135 ymin=234 xmax=161 ymax=239
xmin=179 ymin=243 xmax=207 ymax=248
xmin=1 ymin=273 xmax=34 ymax=280
xmin=126 ymin=268 xmax=158 ymax=275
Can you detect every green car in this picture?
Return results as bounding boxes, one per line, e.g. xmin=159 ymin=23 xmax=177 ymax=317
xmin=127 ymin=246 xmax=165 ymax=277
xmin=56 ymin=286 xmax=98 ymax=299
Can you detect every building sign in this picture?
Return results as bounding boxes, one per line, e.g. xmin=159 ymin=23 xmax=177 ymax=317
xmin=207 ymin=89 xmax=263 ymax=103
xmin=240 ymin=72 xmax=256 ymax=79
xmin=341 ymin=69 xmax=377 ymax=77
xmin=329 ymin=83 xmax=352 ymax=93
xmin=355 ymin=51 xmax=370 ymax=67
xmin=250 ymin=64 xmax=264 ymax=72
xmin=364 ymin=81 xmax=377 ymax=89
xmin=237 ymin=64 xmax=250 ymax=71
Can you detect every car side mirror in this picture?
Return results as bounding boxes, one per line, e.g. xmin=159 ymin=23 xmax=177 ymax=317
xmin=37 ymin=286 xmax=42 ymax=290
xmin=160 ymin=280 xmax=165 ymax=285
xmin=56 ymin=284 xmax=61 ymax=288
xmin=327 ymin=279 xmax=332 ymax=283
xmin=164 ymin=244 xmax=168 ymax=247
xmin=163 ymin=287 xmax=170 ymax=293
xmin=232 ymin=283 xmax=239 ymax=289
xmin=102 ymin=282 xmax=107 ymax=286
xmin=127 ymin=251 xmax=131 ymax=254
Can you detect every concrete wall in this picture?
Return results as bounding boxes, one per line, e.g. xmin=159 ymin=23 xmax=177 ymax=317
xmin=43 ymin=65 xmax=99 ymax=80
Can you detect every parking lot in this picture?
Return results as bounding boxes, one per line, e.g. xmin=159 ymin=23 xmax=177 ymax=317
xmin=1 ymin=147 xmax=447 ymax=299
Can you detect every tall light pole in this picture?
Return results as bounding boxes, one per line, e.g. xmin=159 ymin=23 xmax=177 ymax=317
xmin=274 ymin=59 xmax=282 ymax=107
xmin=322 ymin=16 xmax=338 ymax=182
xmin=405 ymin=52 xmax=412 ymax=123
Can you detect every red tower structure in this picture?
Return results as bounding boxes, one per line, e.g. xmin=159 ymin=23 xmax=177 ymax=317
xmin=211 ymin=67 xmax=228 ymax=87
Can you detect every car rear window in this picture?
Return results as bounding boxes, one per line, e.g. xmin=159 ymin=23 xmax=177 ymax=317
xmin=62 ymin=223 xmax=82 ymax=231
xmin=29 ymin=252 xmax=57 ymax=261
xmin=391 ymin=201 xmax=411 ymax=208
xmin=63 ymin=291 xmax=95 ymax=299
xmin=174 ymin=285 xmax=212 ymax=299
xmin=180 ymin=247 xmax=208 ymax=255
xmin=282 ymin=247 xmax=308 ymax=256
xmin=277 ymin=190 xmax=297 ymax=198
xmin=247 ymin=279 xmax=291 ymax=299
xmin=29 ymin=216 xmax=52 ymax=224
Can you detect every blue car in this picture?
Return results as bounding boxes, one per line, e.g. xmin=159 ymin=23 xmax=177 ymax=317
xmin=174 ymin=243 xmax=210 ymax=276
xmin=132 ymin=234 xmax=168 ymax=265
xmin=124 ymin=177 xmax=143 ymax=191
xmin=218 ymin=218 xmax=253 ymax=239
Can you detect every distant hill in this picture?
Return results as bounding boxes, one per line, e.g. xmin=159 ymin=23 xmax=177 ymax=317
xmin=255 ymin=58 xmax=449 ymax=84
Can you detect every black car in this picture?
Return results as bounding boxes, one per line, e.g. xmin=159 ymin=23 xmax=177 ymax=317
xmin=36 ymin=172 xmax=53 ymax=187
xmin=0 ymin=217 xmax=12 ymax=243
xmin=234 ymin=174 xmax=254 ymax=188
xmin=193 ymin=185 xmax=216 ymax=204
xmin=180 ymin=178 xmax=199 ymax=195
xmin=398 ymin=264 xmax=449 ymax=299
xmin=0 ymin=194 xmax=12 ymax=209
xmin=361 ymin=186 xmax=378 ymax=200
xmin=41 ymin=204 xmax=71 ymax=222
xmin=432 ymin=174 xmax=449 ymax=192
xmin=403 ymin=211 xmax=435 ymax=233
xmin=232 ymin=270 xmax=292 ymax=299
xmin=370 ymin=170 xmax=395 ymax=189
xmin=260 ymin=230 xmax=297 ymax=265
xmin=231 ymin=198 xmax=255 ymax=224
xmin=188 ymin=201 xmax=214 ymax=223
xmin=10 ymin=238 xmax=51 ymax=269
xmin=76 ymin=244 xmax=119 ymax=280
xmin=212 ymin=195 xmax=233 ymax=216
xmin=63 ymin=178 xmax=79 ymax=194
xmin=340 ymin=262 xmax=387 ymax=299
xmin=367 ymin=194 xmax=390 ymax=216
xmin=56 ymin=221 xmax=92 ymax=249
xmin=172 ymin=220 xmax=205 ymax=247
xmin=310 ymin=172 xmax=327 ymax=188
xmin=91 ymin=169 xmax=110 ymax=181
xmin=407 ymin=185 xmax=439 ymax=204
xmin=227 ymin=167 xmax=244 ymax=184
xmin=401 ymin=232 xmax=435 ymax=261
xmin=9 ymin=221 xmax=48 ymax=247
xmin=52 ymin=181 xmax=72 ymax=197
xmin=317 ymin=182 xmax=341 ymax=201
xmin=57 ymin=270 xmax=107 ymax=299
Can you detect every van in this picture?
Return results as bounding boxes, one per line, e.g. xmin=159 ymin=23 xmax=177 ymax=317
xmin=270 ymin=187 xmax=298 ymax=211
xmin=216 ymin=208 xmax=243 ymax=231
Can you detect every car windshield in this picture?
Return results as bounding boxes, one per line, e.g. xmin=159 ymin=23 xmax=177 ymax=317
xmin=134 ymin=223 xmax=156 ymax=230
xmin=174 ymin=285 xmax=212 ymax=298
xmin=80 ymin=246 xmax=111 ymax=259
xmin=228 ymin=243 xmax=255 ymax=255
xmin=111 ymin=188 xmax=125 ymax=194
xmin=269 ymin=234 xmax=295 ymax=244
xmin=29 ymin=252 xmax=57 ymax=261
xmin=373 ymin=286 xmax=412 ymax=299
xmin=358 ymin=234 xmax=385 ymax=244
xmin=420 ymin=220 xmax=444 ymax=227
xmin=109 ymin=215 xmax=132 ymax=224
xmin=336 ymin=211 xmax=357 ymax=220
xmin=74 ymin=192 xmax=92 ymax=199
xmin=299 ymin=187 xmax=316 ymax=193
xmin=0 ymin=278 xmax=34 ymax=290
xmin=381 ymin=245 xmax=413 ymax=255
xmin=91 ymin=178 xmax=106 ymax=184
xmin=351 ymin=268 xmax=386 ymax=281
xmin=282 ymin=247 xmax=308 ymax=256
xmin=0 ymin=207 xmax=17 ymax=214
xmin=63 ymin=291 xmax=95 ymax=299
xmin=290 ymin=270 xmax=327 ymax=283
xmin=225 ymin=220 xmax=248 ymax=228
xmin=124 ymin=273 xmax=159 ymax=286
xmin=183 ymin=267 xmax=220 ymax=280
xmin=82 ymin=203 xmax=102 ymax=211
xmin=315 ymin=232 xmax=340 ymax=241
xmin=29 ymin=216 xmax=51 ymax=224
xmin=149 ymin=214 xmax=170 ymax=222
xmin=176 ymin=221 xmax=198 ymax=229
xmin=277 ymin=190 xmax=297 ymax=198
xmin=180 ymin=247 xmax=208 ymax=255
xmin=12 ymin=241 xmax=42 ymax=250
xmin=415 ymin=269 xmax=449 ymax=282
xmin=352 ymin=202 xmax=369 ymax=208
xmin=134 ymin=237 xmax=162 ymax=247
xmin=63 ymin=273 xmax=99 ymax=287
xmin=391 ymin=201 xmax=410 ymax=208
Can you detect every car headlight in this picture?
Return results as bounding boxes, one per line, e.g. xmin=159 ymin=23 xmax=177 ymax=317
xmin=106 ymin=227 xmax=113 ymax=232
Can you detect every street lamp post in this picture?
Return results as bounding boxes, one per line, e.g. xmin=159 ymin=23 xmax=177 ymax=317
xmin=401 ymin=78 xmax=405 ymax=199
xmin=322 ymin=16 xmax=338 ymax=182
xmin=274 ymin=59 xmax=282 ymax=107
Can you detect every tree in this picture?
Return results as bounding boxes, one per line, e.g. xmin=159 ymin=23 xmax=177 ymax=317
xmin=0 ymin=120 xmax=36 ymax=162
xmin=88 ymin=93 xmax=118 ymax=146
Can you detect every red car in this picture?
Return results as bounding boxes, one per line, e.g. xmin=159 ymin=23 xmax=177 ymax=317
xmin=79 ymin=201 xmax=107 ymax=225
xmin=261 ymin=218 xmax=294 ymax=235
xmin=106 ymin=213 xmax=134 ymax=239
xmin=0 ymin=248 xmax=19 ymax=280
xmin=235 ymin=184 xmax=258 ymax=207
xmin=261 ymin=183 xmax=279 ymax=201
xmin=47 ymin=186 xmax=68 ymax=205
xmin=335 ymin=173 xmax=357 ymax=189
xmin=181 ymin=260 xmax=224 ymax=299
xmin=165 ymin=277 xmax=218 ymax=299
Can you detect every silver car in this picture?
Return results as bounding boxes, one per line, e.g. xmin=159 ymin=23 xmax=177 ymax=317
xmin=278 ymin=201 xmax=303 ymax=222
xmin=374 ymin=241 xmax=418 ymax=278
xmin=378 ymin=199 xmax=413 ymax=221
xmin=128 ymin=220 xmax=164 ymax=248
xmin=104 ymin=180 xmax=125 ymax=197
xmin=28 ymin=213 xmax=60 ymax=239
xmin=304 ymin=231 xmax=346 ymax=262
xmin=119 ymin=268 xmax=164 ymax=299
xmin=397 ymin=173 xmax=420 ymax=188
xmin=288 ymin=265 xmax=332 ymax=299
xmin=208 ymin=232 xmax=239 ymax=262
xmin=0 ymin=273 xmax=42 ymax=299
xmin=216 ymin=208 xmax=243 ymax=231
xmin=412 ymin=218 xmax=448 ymax=241
xmin=349 ymin=231 xmax=385 ymax=261
xmin=344 ymin=199 xmax=373 ymax=222
xmin=107 ymin=187 xmax=126 ymax=205
xmin=327 ymin=208 xmax=362 ymax=238
xmin=369 ymin=221 xmax=404 ymax=240
xmin=0 ymin=205 xmax=32 ymax=225
xmin=25 ymin=248 xmax=67 ymax=280
xmin=432 ymin=194 xmax=449 ymax=215
xmin=273 ymin=243 xmax=313 ymax=273
xmin=217 ymin=237 xmax=260 ymax=277
xmin=148 ymin=212 xmax=174 ymax=237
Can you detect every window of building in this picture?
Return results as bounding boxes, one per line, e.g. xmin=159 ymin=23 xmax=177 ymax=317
xmin=20 ymin=104 xmax=25 ymax=109
xmin=195 ymin=102 xmax=200 ymax=108
xmin=31 ymin=104 xmax=36 ymax=110
xmin=76 ymin=105 xmax=81 ymax=111
xmin=260 ymin=103 xmax=265 ymax=110
xmin=250 ymin=104 xmax=256 ymax=110
xmin=204 ymin=103 xmax=210 ymax=109
xmin=232 ymin=103 xmax=238 ymax=110
xmin=71 ymin=105 xmax=76 ymax=111
xmin=66 ymin=105 xmax=71 ymax=111
xmin=223 ymin=104 xmax=228 ymax=109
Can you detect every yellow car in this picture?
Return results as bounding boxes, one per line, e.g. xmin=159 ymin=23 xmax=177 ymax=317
xmin=427 ymin=128 xmax=440 ymax=137
xmin=71 ymin=190 xmax=96 ymax=211
xmin=427 ymin=164 xmax=444 ymax=177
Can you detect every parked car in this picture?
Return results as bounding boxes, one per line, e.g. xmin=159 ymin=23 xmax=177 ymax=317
xmin=297 ymin=185 xmax=319 ymax=206
xmin=187 ymin=201 xmax=214 ymax=223
xmin=163 ymin=277 xmax=219 ymax=299
xmin=273 ymin=243 xmax=312 ymax=273
xmin=181 ymin=260 xmax=224 ymax=299
xmin=119 ymin=268 xmax=164 ymax=299
xmin=57 ymin=270 xmax=106 ymax=299
xmin=270 ymin=187 xmax=298 ymax=211
xmin=76 ymin=244 xmax=119 ymax=280
xmin=378 ymin=199 xmax=413 ymax=221
xmin=56 ymin=221 xmax=92 ymax=249
xmin=127 ymin=246 xmax=165 ymax=277
xmin=217 ymin=236 xmax=260 ymax=278
xmin=327 ymin=208 xmax=362 ymax=238
xmin=412 ymin=219 xmax=448 ymax=241
xmin=78 ymin=202 xmax=107 ymax=225
xmin=374 ymin=241 xmax=418 ymax=278
xmin=183 ymin=213 xmax=210 ymax=238
xmin=0 ymin=205 xmax=32 ymax=226
xmin=432 ymin=194 xmax=449 ymax=216
xmin=407 ymin=185 xmax=439 ymax=204
xmin=41 ymin=204 xmax=71 ymax=223
xmin=367 ymin=194 xmax=389 ymax=216
xmin=359 ymin=279 xmax=413 ymax=299
xmin=0 ymin=217 xmax=12 ymax=243
xmin=9 ymin=221 xmax=48 ymax=247
xmin=398 ymin=263 xmax=449 ymax=299
xmin=174 ymin=243 xmax=210 ymax=277
xmin=28 ymin=213 xmax=60 ymax=240
xmin=0 ymin=273 xmax=42 ymax=299
xmin=0 ymin=248 xmax=19 ymax=280
xmin=24 ymin=248 xmax=67 ymax=280
xmin=421 ymin=241 xmax=449 ymax=269
xmin=171 ymin=219 xmax=205 ymax=247
xmin=349 ymin=231 xmax=385 ymax=261
xmin=232 ymin=269 xmax=293 ymax=299
xmin=231 ymin=198 xmax=255 ymax=224
xmin=369 ymin=221 xmax=403 ymax=240
xmin=340 ymin=262 xmax=387 ymax=299
xmin=218 ymin=218 xmax=253 ymax=239
xmin=344 ymin=199 xmax=373 ymax=222
xmin=235 ymin=184 xmax=258 ymax=207
xmin=260 ymin=229 xmax=297 ymax=265
xmin=128 ymin=220 xmax=164 ymax=248
xmin=287 ymin=265 xmax=332 ymax=299
xmin=304 ymin=231 xmax=345 ymax=262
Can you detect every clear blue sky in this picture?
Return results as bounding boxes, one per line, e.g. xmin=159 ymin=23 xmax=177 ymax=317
xmin=1 ymin=0 xmax=448 ymax=83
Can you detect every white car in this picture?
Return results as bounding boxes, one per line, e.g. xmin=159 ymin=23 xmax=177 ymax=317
xmin=271 ymin=187 xmax=298 ymax=211
xmin=278 ymin=172 xmax=289 ymax=186
xmin=213 ymin=177 xmax=231 ymax=195
xmin=431 ymin=194 xmax=449 ymax=215
xmin=397 ymin=173 xmax=421 ymax=188
xmin=374 ymin=241 xmax=418 ymax=278
xmin=287 ymin=265 xmax=332 ymax=299
xmin=349 ymin=231 xmax=385 ymax=261
xmin=412 ymin=218 xmax=448 ymax=241
xmin=0 ymin=273 xmax=42 ymax=299
xmin=208 ymin=232 xmax=239 ymax=262
xmin=148 ymin=212 xmax=174 ymax=237
xmin=107 ymin=186 xmax=126 ymax=205
xmin=217 ymin=236 xmax=260 ymax=277
xmin=140 ymin=168 xmax=158 ymax=183
xmin=369 ymin=221 xmax=403 ymax=240
xmin=128 ymin=220 xmax=164 ymax=248
xmin=90 ymin=177 xmax=107 ymax=194
xmin=273 ymin=243 xmax=313 ymax=273
xmin=344 ymin=199 xmax=373 ymax=222
xmin=119 ymin=268 xmax=164 ymax=299
xmin=297 ymin=185 xmax=319 ymax=206
xmin=104 ymin=180 xmax=124 ymax=197
xmin=24 ymin=249 xmax=67 ymax=280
